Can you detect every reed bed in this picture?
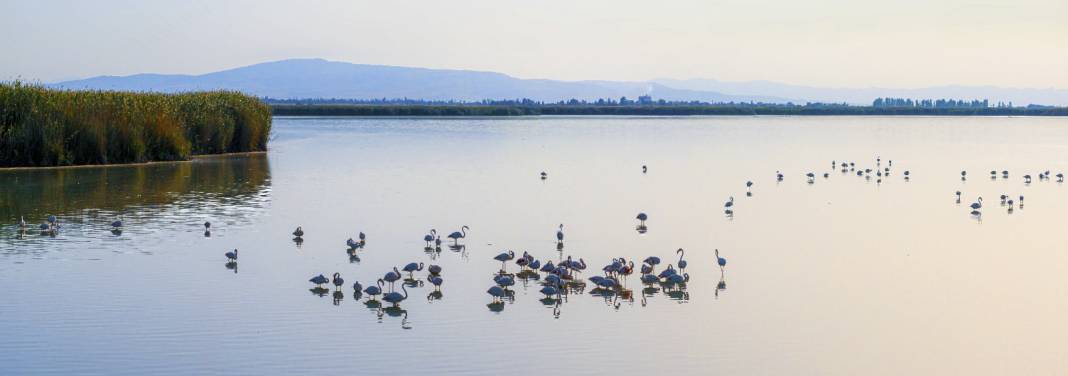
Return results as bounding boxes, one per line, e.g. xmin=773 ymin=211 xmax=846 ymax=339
xmin=0 ymin=82 xmax=271 ymax=167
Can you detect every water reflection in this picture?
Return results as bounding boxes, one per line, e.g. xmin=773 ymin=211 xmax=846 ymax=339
xmin=0 ymin=154 xmax=271 ymax=255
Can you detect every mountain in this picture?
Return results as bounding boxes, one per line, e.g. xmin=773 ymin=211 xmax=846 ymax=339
xmin=654 ymin=78 xmax=1068 ymax=106
xmin=51 ymin=58 xmax=1067 ymax=105
xmin=52 ymin=59 xmax=785 ymax=103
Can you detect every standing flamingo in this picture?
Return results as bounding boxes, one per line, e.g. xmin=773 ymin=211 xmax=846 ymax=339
xmin=676 ymin=248 xmax=687 ymax=272
xmin=447 ymin=226 xmax=469 ymax=246
xmin=716 ymin=249 xmax=727 ymax=272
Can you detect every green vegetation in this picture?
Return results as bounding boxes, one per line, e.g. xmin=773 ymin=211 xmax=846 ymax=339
xmin=0 ymin=82 xmax=271 ymax=167
xmin=272 ymin=103 xmax=1068 ymax=117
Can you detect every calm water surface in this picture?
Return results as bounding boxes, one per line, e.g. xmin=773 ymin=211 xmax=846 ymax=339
xmin=2 ymin=116 xmax=1067 ymax=375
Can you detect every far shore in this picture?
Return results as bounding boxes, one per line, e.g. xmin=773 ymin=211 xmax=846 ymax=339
xmin=0 ymin=151 xmax=266 ymax=172
xmin=269 ymin=104 xmax=1068 ymax=117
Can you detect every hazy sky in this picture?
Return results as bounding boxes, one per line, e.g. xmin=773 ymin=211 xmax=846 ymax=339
xmin=2 ymin=0 xmax=1065 ymax=88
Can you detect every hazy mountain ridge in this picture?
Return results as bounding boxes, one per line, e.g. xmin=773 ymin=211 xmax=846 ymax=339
xmin=51 ymin=59 xmax=1068 ymax=105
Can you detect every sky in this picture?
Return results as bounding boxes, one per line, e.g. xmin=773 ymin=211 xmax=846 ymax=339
xmin=2 ymin=0 xmax=1066 ymax=89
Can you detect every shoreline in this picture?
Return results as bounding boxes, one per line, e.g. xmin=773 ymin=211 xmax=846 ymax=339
xmin=270 ymin=104 xmax=1068 ymax=117
xmin=0 ymin=151 xmax=267 ymax=172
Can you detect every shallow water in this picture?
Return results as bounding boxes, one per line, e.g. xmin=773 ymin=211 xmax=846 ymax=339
xmin=2 ymin=116 xmax=1067 ymax=375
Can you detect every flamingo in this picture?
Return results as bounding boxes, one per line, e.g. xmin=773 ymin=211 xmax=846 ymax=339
xmin=955 ymin=191 xmax=962 ymax=202
xmin=1024 ymin=174 xmax=1032 ymax=183
xmin=332 ymin=273 xmax=345 ymax=290
xmin=225 ymin=249 xmax=238 ymax=262
xmin=292 ymin=226 xmax=304 ymax=237
xmin=516 ymin=251 xmax=531 ymax=270
xmin=487 ymin=286 xmax=506 ymax=303
xmin=636 ymin=213 xmax=648 ymax=227
xmin=428 ymin=264 xmax=442 ymax=276
xmin=382 ymin=284 xmax=408 ymax=305
xmin=402 ymin=262 xmax=424 ymax=278
xmin=676 ymin=248 xmax=687 ymax=272
xmin=494 ymin=275 xmax=515 ymax=289
xmin=658 ymin=264 xmax=677 ymax=279
xmin=424 ymin=229 xmax=437 ymax=247
xmin=352 ymin=281 xmax=363 ymax=294
xmin=724 ymin=197 xmax=734 ymax=210
xmin=383 ymin=267 xmax=402 ymax=291
xmin=447 ymin=226 xmax=469 ymax=245
xmin=494 ymin=250 xmax=515 ymax=272
xmin=364 ymin=279 xmax=384 ymax=300
xmin=970 ymin=197 xmax=983 ymax=210
xmin=358 ymin=232 xmax=366 ymax=244
xmin=540 ymin=171 xmax=547 ymax=180
xmin=643 ymin=256 xmax=661 ymax=272
xmin=309 ymin=274 xmax=329 ymax=287
xmin=539 ymin=261 xmax=556 ymax=273
xmin=716 ymin=249 xmax=727 ymax=271
xmin=666 ymin=273 xmax=689 ymax=284
xmin=618 ymin=260 xmax=635 ymax=283
xmin=591 ymin=276 xmax=617 ymax=289
xmin=1057 ymin=173 xmax=1064 ymax=182
xmin=427 ymin=274 xmax=443 ymax=290
xmin=540 ymin=285 xmax=560 ymax=298
xmin=746 ymin=181 xmax=753 ymax=192
xmin=640 ymin=273 xmax=659 ymax=284
xmin=111 ymin=218 xmax=123 ymax=229
xmin=204 ymin=222 xmax=211 ymax=230
xmin=569 ymin=257 xmax=587 ymax=275
xmin=642 ymin=165 xmax=648 ymax=173
xmin=556 ymin=224 xmax=564 ymax=245
xmin=640 ymin=262 xmax=653 ymax=275
xmin=776 ymin=171 xmax=784 ymax=181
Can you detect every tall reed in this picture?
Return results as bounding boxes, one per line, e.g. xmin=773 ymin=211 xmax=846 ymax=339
xmin=0 ymin=82 xmax=271 ymax=167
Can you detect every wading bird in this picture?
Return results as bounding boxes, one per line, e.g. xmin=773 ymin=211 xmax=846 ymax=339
xmin=494 ymin=251 xmax=515 ymax=272
xmin=676 ymin=248 xmax=687 ymax=272
xmin=716 ymin=249 xmax=727 ymax=272
xmin=383 ymin=285 xmax=408 ymax=305
xmin=427 ymin=274 xmax=443 ymax=290
xmin=487 ymin=286 xmax=506 ymax=303
xmin=364 ymin=280 xmax=384 ymax=300
xmin=309 ymin=274 xmax=329 ymax=287
xmin=424 ymin=229 xmax=437 ymax=247
xmin=402 ymin=262 xmax=424 ymax=278
xmin=447 ymin=226 xmax=469 ymax=245
xmin=332 ymin=273 xmax=345 ymax=290
xmin=225 ymin=249 xmax=238 ymax=262
xmin=383 ymin=267 xmax=402 ymax=291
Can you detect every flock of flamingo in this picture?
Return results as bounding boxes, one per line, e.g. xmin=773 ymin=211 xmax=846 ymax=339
xmin=12 ymin=157 xmax=1063 ymax=322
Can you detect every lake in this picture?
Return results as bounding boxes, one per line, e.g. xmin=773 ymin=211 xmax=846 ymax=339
xmin=2 ymin=116 xmax=1067 ymax=375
